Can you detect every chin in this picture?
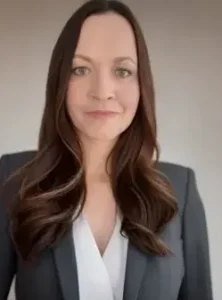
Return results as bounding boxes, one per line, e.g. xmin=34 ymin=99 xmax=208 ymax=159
xmin=86 ymin=132 xmax=120 ymax=141
xmin=80 ymin=128 xmax=123 ymax=142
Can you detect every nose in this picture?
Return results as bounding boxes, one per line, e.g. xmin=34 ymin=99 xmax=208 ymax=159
xmin=89 ymin=72 xmax=115 ymax=101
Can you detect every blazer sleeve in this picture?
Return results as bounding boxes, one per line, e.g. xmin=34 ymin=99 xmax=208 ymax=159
xmin=0 ymin=155 xmax=17 ymax=299
xmin=178 ymin=168 xmax=213 ymax=300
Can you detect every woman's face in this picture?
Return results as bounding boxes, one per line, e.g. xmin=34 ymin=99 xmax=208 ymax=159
xmin=66 ymin=12 xmax=140 ymax=142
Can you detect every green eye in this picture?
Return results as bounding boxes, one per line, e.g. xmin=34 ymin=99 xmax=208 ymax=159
xmin=72 ymin=67 xmax=90 ymax=76
xmin=115 ymin=68 xmax=132 ymax=78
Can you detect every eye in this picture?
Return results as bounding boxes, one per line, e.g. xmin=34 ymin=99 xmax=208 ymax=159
xmin=115 ymin=68 xmax=132 ymax=78
xmin=71 ymin=66 xmax=90 ymax=76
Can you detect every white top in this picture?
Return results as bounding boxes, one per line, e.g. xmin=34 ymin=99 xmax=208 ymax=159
xmin=73 ymin=212 xmax=129 ymax=300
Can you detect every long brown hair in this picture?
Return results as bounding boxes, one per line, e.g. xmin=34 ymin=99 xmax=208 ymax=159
xmin=9 ymin=0 xmax=178 ymax=261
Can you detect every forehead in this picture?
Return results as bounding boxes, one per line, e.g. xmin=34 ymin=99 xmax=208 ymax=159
xmin=74 ymin=12 xmax=137 ymax=61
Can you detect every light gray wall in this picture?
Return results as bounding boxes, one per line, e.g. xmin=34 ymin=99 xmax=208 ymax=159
xmin=0 ymin=0 xmax=221 ymax=299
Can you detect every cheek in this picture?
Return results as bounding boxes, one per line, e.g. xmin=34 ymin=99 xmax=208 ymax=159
xmin=119 ymin=83 xmax=140 ymax=117
xmin=66 ymin=81 xmax=85 ymax=116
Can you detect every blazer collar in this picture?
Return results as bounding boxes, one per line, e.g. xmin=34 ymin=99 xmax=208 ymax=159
xmin=123 ymin=242 xmax=148 ymax=300
xmin=53 ymin=228 xmax=79 ymax=300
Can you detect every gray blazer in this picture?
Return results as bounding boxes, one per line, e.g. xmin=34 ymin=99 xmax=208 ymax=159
xmin=0 ymin=151 xmax=213 ymax=300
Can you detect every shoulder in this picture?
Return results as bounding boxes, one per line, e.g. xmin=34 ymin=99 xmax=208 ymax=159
xmin=1 ymin=152 xmax=193 ymax=191
xmin=0 ymin=150 xmax=36 ymax=180
xmin=157 ymin=161 xmax=194 ymax=213
xmin=1 ymin=151 xmax=191 ymax=182
xmin=0 ymin=150 xmax=37 ymax=213
xmin=0 ymin=152 xmax=195 ymax=212
xmin=157 ymin=161 xmax=190 ymax=188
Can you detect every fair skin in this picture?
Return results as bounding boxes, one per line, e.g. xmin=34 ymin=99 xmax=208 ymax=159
xmin=66 ymin=12 xmax=140 ymax=255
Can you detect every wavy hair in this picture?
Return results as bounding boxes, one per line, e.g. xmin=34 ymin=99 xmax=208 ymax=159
xmin=9 ymin=0 xmax=178 ymax=261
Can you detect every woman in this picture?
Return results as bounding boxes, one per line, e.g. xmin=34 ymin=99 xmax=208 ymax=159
xmin=0 ymin=0 xmax=213 ymax=299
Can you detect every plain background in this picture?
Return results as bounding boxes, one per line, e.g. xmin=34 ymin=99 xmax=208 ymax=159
xmin=0 ymin=0 xmax=221 ymax=299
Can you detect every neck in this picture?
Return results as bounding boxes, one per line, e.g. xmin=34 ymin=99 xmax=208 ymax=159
xmin=80 ymin=137 xmax=116 ymax=182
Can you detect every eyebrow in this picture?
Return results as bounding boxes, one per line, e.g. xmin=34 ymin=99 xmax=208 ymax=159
xmin=73 ymin=54 xmax=137 ymax=65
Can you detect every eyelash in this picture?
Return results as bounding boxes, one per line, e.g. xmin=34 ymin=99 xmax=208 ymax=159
xmin=115 ymin=68 xmax=132 ymax=78
xmin=71 ymin=67 xmax=133 ymax=78
xmin=71 ymin=67 xmax=89 ymax=76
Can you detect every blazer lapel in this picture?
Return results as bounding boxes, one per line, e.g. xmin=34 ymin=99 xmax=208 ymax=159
xmin=123 ymin=242 xmax=148 ymax=300
xmin=53 ymin=228 xmax=79 ymax=300
xmin=52 ymin=228 xmax=160 ymax=300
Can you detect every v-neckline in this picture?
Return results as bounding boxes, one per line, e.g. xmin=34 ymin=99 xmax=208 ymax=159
xmin=81 ymin=212 xmax=120 ymax=258
xmin=73 ymin=213 xmax=116 ymax=300
xmin=72 ymin=211 xmax=130 ymax=300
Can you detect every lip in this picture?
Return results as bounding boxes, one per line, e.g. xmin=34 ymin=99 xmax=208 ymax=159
xmin=85 ymin=110 xmax=119 ymax=117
